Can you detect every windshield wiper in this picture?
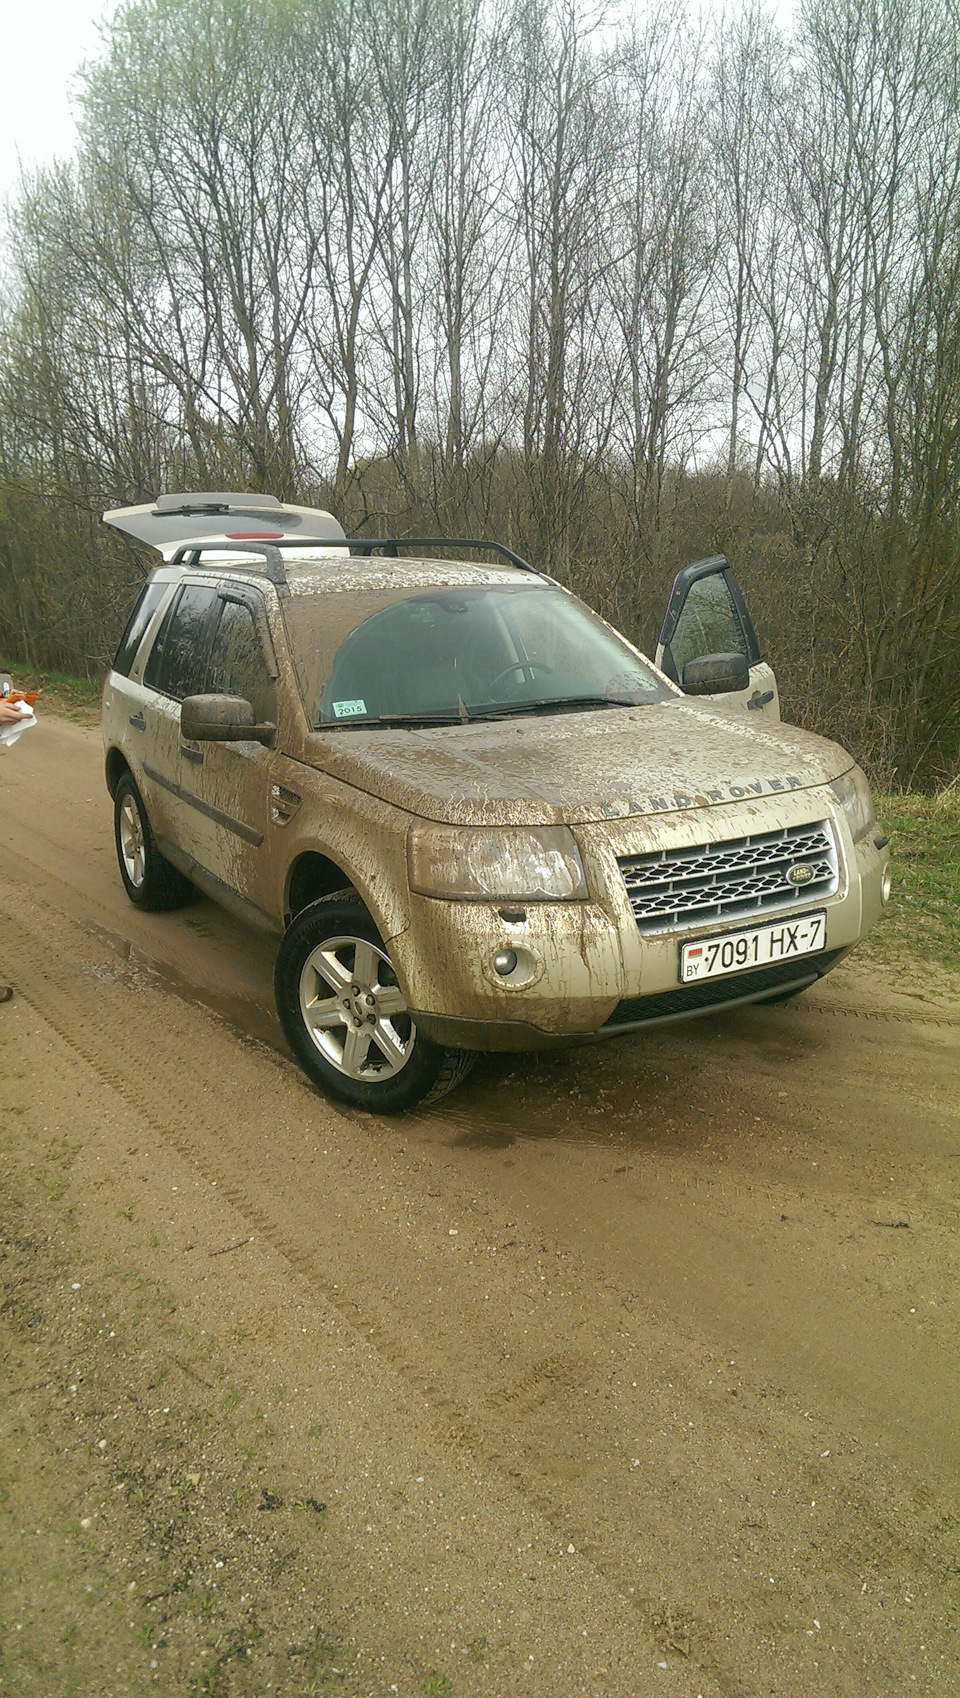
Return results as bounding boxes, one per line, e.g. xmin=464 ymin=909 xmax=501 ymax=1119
xmin=320 ymin=709 xmax=467 ymax=730
xmin=465 ymin=695 xmax=644 ymax=722
xmin=319 ymin=696 xmax=648 ymax=730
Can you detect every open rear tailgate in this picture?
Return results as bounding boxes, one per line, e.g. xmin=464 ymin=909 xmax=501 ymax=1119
xmin=103 ymin=492 xmax=346 ymax=554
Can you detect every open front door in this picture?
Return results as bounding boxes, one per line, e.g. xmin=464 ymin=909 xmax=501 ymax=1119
xmin=655 ymin=554 xmax=780 ymax=720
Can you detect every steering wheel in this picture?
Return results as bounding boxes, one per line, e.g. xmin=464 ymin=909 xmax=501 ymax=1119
xmin=486 ymin=660 xmax=555 ymax=694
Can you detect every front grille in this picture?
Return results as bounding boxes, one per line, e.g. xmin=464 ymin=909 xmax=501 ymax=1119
xmin=602 ymin=949 xmax=843 ymax=1030
xmin=618 ymin=819 xmax=838 ymax=934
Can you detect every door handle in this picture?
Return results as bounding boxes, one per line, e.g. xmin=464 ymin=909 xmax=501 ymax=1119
xmin=180 ymin=744 xmax=204 ymax=764
xmin=128 ymin=712 xmax=146 ymax=730
xmin=747 ymin=690 xmax=774 ymax=710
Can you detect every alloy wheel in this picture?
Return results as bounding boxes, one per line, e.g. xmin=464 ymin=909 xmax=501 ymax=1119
xmin=118 ymin=793 xmax=146 ymax=888
xmin=298 ymin=934 xmax=414 ymax=1080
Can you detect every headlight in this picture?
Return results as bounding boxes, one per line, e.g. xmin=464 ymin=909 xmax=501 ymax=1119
xmin=407 ymin=825 xmax=588 ymax=900
xmin=830 ymin=766 xmax=876 ymax=843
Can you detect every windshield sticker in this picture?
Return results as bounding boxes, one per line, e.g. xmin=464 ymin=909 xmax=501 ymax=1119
xmin=333 ymin=698 xmax=367 ymax=718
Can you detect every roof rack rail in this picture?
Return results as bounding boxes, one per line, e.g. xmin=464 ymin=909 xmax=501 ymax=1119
xmin=346 ymin=537 xmax=539 ymax=575
xmin=170 ymin=540 xmax=289 ymax=587
xmin=167 ymin=534 xmax=541 ymax=592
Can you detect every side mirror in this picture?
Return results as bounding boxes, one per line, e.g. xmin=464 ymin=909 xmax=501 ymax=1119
xmin=181 ymin=693 xmax=276 ymax=746
xmin=680 ymin=653 xmax=749 ymax=696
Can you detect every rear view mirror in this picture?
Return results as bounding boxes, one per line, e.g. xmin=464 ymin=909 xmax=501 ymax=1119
xmin=181 ymin=693 xmax=276 ymax=745
xmin=680 ymin=653 xmax=750 ymax=696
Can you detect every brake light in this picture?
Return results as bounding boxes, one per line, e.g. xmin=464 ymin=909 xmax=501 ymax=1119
xmin=226 ymin=530 xmax=285 ymax=539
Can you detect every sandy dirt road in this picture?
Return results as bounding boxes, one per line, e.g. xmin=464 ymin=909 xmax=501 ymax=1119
xmin=1 ymin=716 xmax=958 ymax=1698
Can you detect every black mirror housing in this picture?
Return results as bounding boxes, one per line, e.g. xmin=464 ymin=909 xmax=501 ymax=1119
xmin=680 ymin=653 xmax=750 ymax=696
xmin=181 ymin=693 xmax=276 ymax=745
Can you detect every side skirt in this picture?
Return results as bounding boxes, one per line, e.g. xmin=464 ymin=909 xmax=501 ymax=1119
xmin=156 ymin=835 xmax=283 ymax=939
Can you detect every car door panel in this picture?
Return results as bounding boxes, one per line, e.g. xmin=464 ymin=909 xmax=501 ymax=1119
xmin=656 ymin=554 xmax=781 ymax=720
xmin=138 ymin=581 xmax=220 ymax=845
xmin=140 ymin=692 xmax=185 ymax=835
xmin=178 ymin=588 xmax=278 ymax=911
xmin=103 ymin=579 xmax=177 ymax=822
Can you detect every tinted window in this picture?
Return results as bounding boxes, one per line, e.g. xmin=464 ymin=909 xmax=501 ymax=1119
xmin=205 ymin=598 xmax=277 ymax=724
xmin=669 ymin=573 xmax=747 ymax=676
xmin=143 ymin=596 xmax=178 ymax=692
xmin=112 ymin=581 xmax=167 ymax=677
xmin=144 ymin=584 xmax=218 ymax=699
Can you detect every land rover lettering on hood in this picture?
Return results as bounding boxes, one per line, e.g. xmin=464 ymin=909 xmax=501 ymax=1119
xmin=101 ymin=494 xmax=891 ymax=1112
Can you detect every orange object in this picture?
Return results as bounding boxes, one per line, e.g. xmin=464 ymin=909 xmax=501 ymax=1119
xmin=5 ymin=690 xmax=40 ymax=707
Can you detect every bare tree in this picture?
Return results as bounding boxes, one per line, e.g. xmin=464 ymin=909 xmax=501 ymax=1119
xmin=604 ymin=9 xmax=715 ymax=553
xmin=2 ymin=0 xmax=960 ymax=782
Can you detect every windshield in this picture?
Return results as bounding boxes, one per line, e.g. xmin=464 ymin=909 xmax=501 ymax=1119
xmin=283 ymin=583 xmax=667 ymax=726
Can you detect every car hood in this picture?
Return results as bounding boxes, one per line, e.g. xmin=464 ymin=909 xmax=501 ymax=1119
xmin=302 ymin=700 xmax=853 ymax=827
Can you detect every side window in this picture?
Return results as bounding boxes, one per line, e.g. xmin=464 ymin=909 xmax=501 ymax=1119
xmin=143 ymin=584 xmax=218 ymax=699
xmin=205 ymin=597 xmax=277 ymax=725
xmin=668 ymin=574 xmax=748 ymax=677
xmin=112 ymin=581 xmax=167 ymax=677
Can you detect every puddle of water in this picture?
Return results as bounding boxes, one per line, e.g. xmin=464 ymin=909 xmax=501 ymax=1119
xmin=80 ymin=918 xmax=286 ymax=1055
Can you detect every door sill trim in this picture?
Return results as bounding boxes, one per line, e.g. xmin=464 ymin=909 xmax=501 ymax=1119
xmin=156 ymin=836 xmax=282 ymax=937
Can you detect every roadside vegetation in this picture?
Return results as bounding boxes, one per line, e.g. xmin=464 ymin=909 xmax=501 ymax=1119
xmin=874 ymin=790 xmax=960 ymax=973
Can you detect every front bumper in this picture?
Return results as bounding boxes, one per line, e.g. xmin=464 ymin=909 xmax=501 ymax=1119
xmin=394 ymin=790 xmax=889 ymax=1052
xmin=413 ymin=947 xmax=849 ymax=1050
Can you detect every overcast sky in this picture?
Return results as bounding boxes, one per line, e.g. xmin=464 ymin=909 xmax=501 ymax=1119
xmin=0 ymin=2 xmax=118 ymax=201
xmin=0 ymin=0 xmax=798 ymax=204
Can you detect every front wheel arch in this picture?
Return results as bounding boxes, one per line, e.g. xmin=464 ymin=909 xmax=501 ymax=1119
xmin=285 ymin=850 xmax=357 ymax=922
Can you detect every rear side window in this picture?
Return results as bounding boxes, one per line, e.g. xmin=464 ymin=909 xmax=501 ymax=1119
xmin=112 ymin=581 xmax=167 ymax=677
xmin=143 ymin=584 xmax=218 ymax=699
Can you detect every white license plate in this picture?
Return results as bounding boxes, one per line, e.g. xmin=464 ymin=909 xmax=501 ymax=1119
xmin=680 ymin=910 xmax=827 ymax=983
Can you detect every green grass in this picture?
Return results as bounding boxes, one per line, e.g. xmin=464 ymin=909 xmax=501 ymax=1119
xmin=0 ymin=657 xmax=102 ymax=722
xmin=874 ymin=789 xmax=960 ymax=972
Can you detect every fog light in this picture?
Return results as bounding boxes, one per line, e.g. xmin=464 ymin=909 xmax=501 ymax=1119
xmin=881 ymin=864 xmax=892 ymax=906
xmin=493 ymin=948 xmax=518 ymax=976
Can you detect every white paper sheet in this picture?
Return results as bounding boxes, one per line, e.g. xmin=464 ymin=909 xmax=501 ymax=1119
xmin=0 ymin=707 xmax=38 ymax=748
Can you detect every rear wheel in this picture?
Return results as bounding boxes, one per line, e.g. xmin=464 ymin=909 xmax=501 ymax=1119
xmin=274 ymin=894 xmax=475 ymax=1113
xmin=114 ymin=772 xmax=194 ymax=910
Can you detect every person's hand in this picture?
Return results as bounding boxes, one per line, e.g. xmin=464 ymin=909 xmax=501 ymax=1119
xmin=0 ymin=700 xmax=24 ymax=723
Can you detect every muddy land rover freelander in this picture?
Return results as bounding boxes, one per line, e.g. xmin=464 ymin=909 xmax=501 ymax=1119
xmin=101 ymin=493 xmax=891 ymax=1112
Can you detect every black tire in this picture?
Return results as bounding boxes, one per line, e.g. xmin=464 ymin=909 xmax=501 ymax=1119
xmin=274 ymin=894 xmax=476 ymax=1113
xmin=113 ymin=771 xmax=194 ymax=911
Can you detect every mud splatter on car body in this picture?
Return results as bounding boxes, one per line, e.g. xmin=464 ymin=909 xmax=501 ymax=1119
xmin=101 ymin=497 xmax=890 ymax=1107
